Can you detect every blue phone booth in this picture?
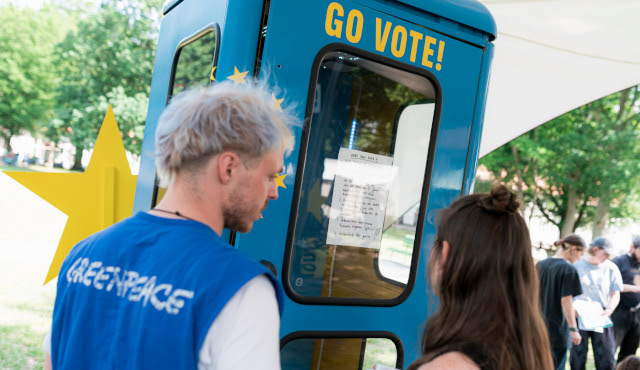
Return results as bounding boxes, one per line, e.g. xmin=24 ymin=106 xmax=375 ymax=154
xmin=133 ymin=0 xmax=496 ymax=368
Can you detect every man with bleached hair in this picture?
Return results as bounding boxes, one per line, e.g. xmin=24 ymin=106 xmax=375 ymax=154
xmin=45 ymin=81 xmax=295 ymax=369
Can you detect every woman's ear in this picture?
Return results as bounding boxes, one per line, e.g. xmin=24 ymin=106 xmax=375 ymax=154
xmin=441 ymin=240 xmax=450 ymax=266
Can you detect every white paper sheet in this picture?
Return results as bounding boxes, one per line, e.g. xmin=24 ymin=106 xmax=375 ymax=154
xmin=573 ymin=300 xmax=613 ymax=332
xmin=326 ymin=148 xmax=393 ymax=249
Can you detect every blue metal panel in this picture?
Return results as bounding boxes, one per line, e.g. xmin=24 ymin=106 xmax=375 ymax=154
xmin=390 ymin=0 xmax=496 ymax=39
xmin=463 ymin=43 xmax=494 ymax=195
xmin=354 ymin=0 xmax=492 ymax=47
xmin=215 ymin=0 xmax=264 ymax=83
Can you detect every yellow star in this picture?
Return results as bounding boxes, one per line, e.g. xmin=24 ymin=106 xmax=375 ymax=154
xmin=272 ymin=93 xmax=284 ymax=112
xmin=226 ymin=66 xmax=248 ymax=85
xmin=3 ymin=106 xmax=137 ymax=284
xmin=276 ymin=173 xmax=287 ymax=189
xmin=210 ymin=66 xmax=216 ymax=81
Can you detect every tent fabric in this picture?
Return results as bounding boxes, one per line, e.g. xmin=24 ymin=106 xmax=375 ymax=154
xmin=478 ymin=0 xmax=640 ymax=157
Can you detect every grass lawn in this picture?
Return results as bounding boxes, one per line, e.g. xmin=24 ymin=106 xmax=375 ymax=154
xmin=0 ymin=165 xmax=79 ymax=173
xmin=0 ymin=252 xmax=57 ymax=370
xmin=0 ymin=165 xmax=35 ymax=172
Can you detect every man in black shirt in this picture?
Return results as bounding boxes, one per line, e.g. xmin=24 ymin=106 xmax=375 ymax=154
xmin=612 ymin=236 xmax=640 ymax=364
xmin=538 ymin=235 xmax=585 ymax=370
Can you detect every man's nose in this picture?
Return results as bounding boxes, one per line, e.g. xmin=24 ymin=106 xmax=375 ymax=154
xmin=269 ymin=183 xmax=279 ymax=200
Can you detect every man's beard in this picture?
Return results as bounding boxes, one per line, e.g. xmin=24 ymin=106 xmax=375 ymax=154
xmin=222 ymin=188 xmax=254 ymax=234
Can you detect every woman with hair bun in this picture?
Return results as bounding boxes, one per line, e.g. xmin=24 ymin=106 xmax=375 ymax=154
xmin=537 ymin=234 xmax=586 ymax=369
xmin=409 ymin=185 xmax=553 ymax=370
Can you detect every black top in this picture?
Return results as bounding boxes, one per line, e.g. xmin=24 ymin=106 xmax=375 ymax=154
xmin=458 ymin=343 xmax=495 ymax=370
xmin=537 ymin=257 xmax=583 ymax=350
xmin=612 ymin=254 xmax=640 ymax=310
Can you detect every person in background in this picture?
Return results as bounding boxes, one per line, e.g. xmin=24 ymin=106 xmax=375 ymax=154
xmin=44 ymin=81 xmax=296 ymax=369
xmin=570 ymin=237 xmax=624 ymax=370
xmin=612 ymin=236 xmax=640 ymax=364
xmin=408 ymin=185 xmax=553 ymax=370
xmin=538 ymin=234 xmax=586 ymax=370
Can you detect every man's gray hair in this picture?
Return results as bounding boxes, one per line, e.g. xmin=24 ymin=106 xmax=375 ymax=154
xmin=633 ymin=236 xmax=640 ymax=249
xmin=155 ymin=81 xmax=296 ymax=183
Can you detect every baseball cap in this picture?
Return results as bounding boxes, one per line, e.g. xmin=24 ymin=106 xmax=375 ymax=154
xmin=590 ymin=237 xmax=614 ymax=254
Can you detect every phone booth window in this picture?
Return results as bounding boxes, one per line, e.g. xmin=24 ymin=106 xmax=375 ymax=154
xmin=169 ymin=29 xmax=217 ymax=97
xmin=281 ymin=335 xmax=401 ymax=370
xmin=152 ymin=27 xmax=218 ymax=206
xmin=286 ymin=50 xmax=437 ymax=302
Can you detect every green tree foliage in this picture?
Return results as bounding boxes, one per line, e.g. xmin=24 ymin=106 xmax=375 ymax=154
xmin=479 ymin=85 xmax=640 ymax=237
xmin=52 ymin=0 xmax=162 ymax=167
xmin=0 ymin=4 xmax=64 ymax=151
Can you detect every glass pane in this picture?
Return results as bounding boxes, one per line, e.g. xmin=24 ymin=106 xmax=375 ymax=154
xmin=281 ymin=336 xmax=399 ymax=370
xmin=363 ymin=338 xmax=399 ymax=370
xmin=170 ymin=30 xmax=217 ymax=97
xmin=287 ymin=51 xmax=436 ymax=300
xmin=377 ymin=104 xmax=434 ymax=285
xmin=153 ymin=29 xmax=217 ymax=207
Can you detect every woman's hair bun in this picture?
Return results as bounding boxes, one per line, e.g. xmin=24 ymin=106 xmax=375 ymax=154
xmin=478 ymin=184 xmax=520 ymax=214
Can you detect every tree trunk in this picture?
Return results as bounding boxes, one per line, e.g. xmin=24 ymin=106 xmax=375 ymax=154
xmin=560 ymin=187 xmax=578 ymax=238
xmin=592 ymin=195 xmax=609 ymax=238
xmin=510 ymin=144 xmax=525 ymax=217
xmin=0 ymin=133 xmax=11 ymax=151
xmin=72 ymin=145 xmax=84 ymax=170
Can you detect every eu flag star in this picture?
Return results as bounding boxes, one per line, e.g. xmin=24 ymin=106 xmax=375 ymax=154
xmin=226 ymin=67 xmax=249 ymax=85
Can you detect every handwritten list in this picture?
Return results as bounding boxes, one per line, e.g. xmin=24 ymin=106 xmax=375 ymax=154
xmin=326 ymin=148 xmax=393 ymax=249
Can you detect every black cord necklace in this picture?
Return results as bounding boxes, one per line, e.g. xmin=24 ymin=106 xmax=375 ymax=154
xmin=152 ymin=208 xmax=194 ymax=221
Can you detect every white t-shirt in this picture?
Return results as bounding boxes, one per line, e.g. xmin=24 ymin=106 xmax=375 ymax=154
xmin=44 ymin=275 xmax=280 ymax=369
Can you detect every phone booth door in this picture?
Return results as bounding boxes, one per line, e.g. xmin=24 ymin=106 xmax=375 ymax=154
xmin=232 ymin=0 xmax=494 ymax=368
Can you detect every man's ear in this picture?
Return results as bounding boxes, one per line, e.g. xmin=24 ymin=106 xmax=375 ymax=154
xmin=217 ymin=152 xmax=239 ymax=185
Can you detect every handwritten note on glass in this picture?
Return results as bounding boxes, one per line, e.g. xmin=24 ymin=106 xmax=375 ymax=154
xmin=326 ymin=148 xmax=393 ymax=249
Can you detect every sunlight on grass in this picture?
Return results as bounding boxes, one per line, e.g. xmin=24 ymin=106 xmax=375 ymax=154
xmin=0 ymin=325 xmax=47 ymax=370
xmin=0 ymin=165 xmax=80 ymax=173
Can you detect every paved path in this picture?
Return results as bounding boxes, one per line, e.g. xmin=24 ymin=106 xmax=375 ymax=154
xmin=0 ymin=171 xmax=64 ymax=331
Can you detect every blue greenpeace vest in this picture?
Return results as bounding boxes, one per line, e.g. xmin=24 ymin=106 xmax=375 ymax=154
xmin=51 ymin=212 xmax=284 ymax=369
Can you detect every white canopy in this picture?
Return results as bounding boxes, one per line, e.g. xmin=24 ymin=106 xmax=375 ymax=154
xmin=478 ymin=0 xmax=640 ymax=157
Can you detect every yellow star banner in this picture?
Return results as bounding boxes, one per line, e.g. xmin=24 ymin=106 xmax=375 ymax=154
xmin=4 ymin=106 xmax=137 ymax=284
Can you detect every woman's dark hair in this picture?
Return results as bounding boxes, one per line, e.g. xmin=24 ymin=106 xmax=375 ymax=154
xmin=409 ymin=185 xmax=553 ymax=370
xmin=554 ymin=234 xmax=586 ymax=250
xmin=617 ymin=355 xmax=640 ymax=370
